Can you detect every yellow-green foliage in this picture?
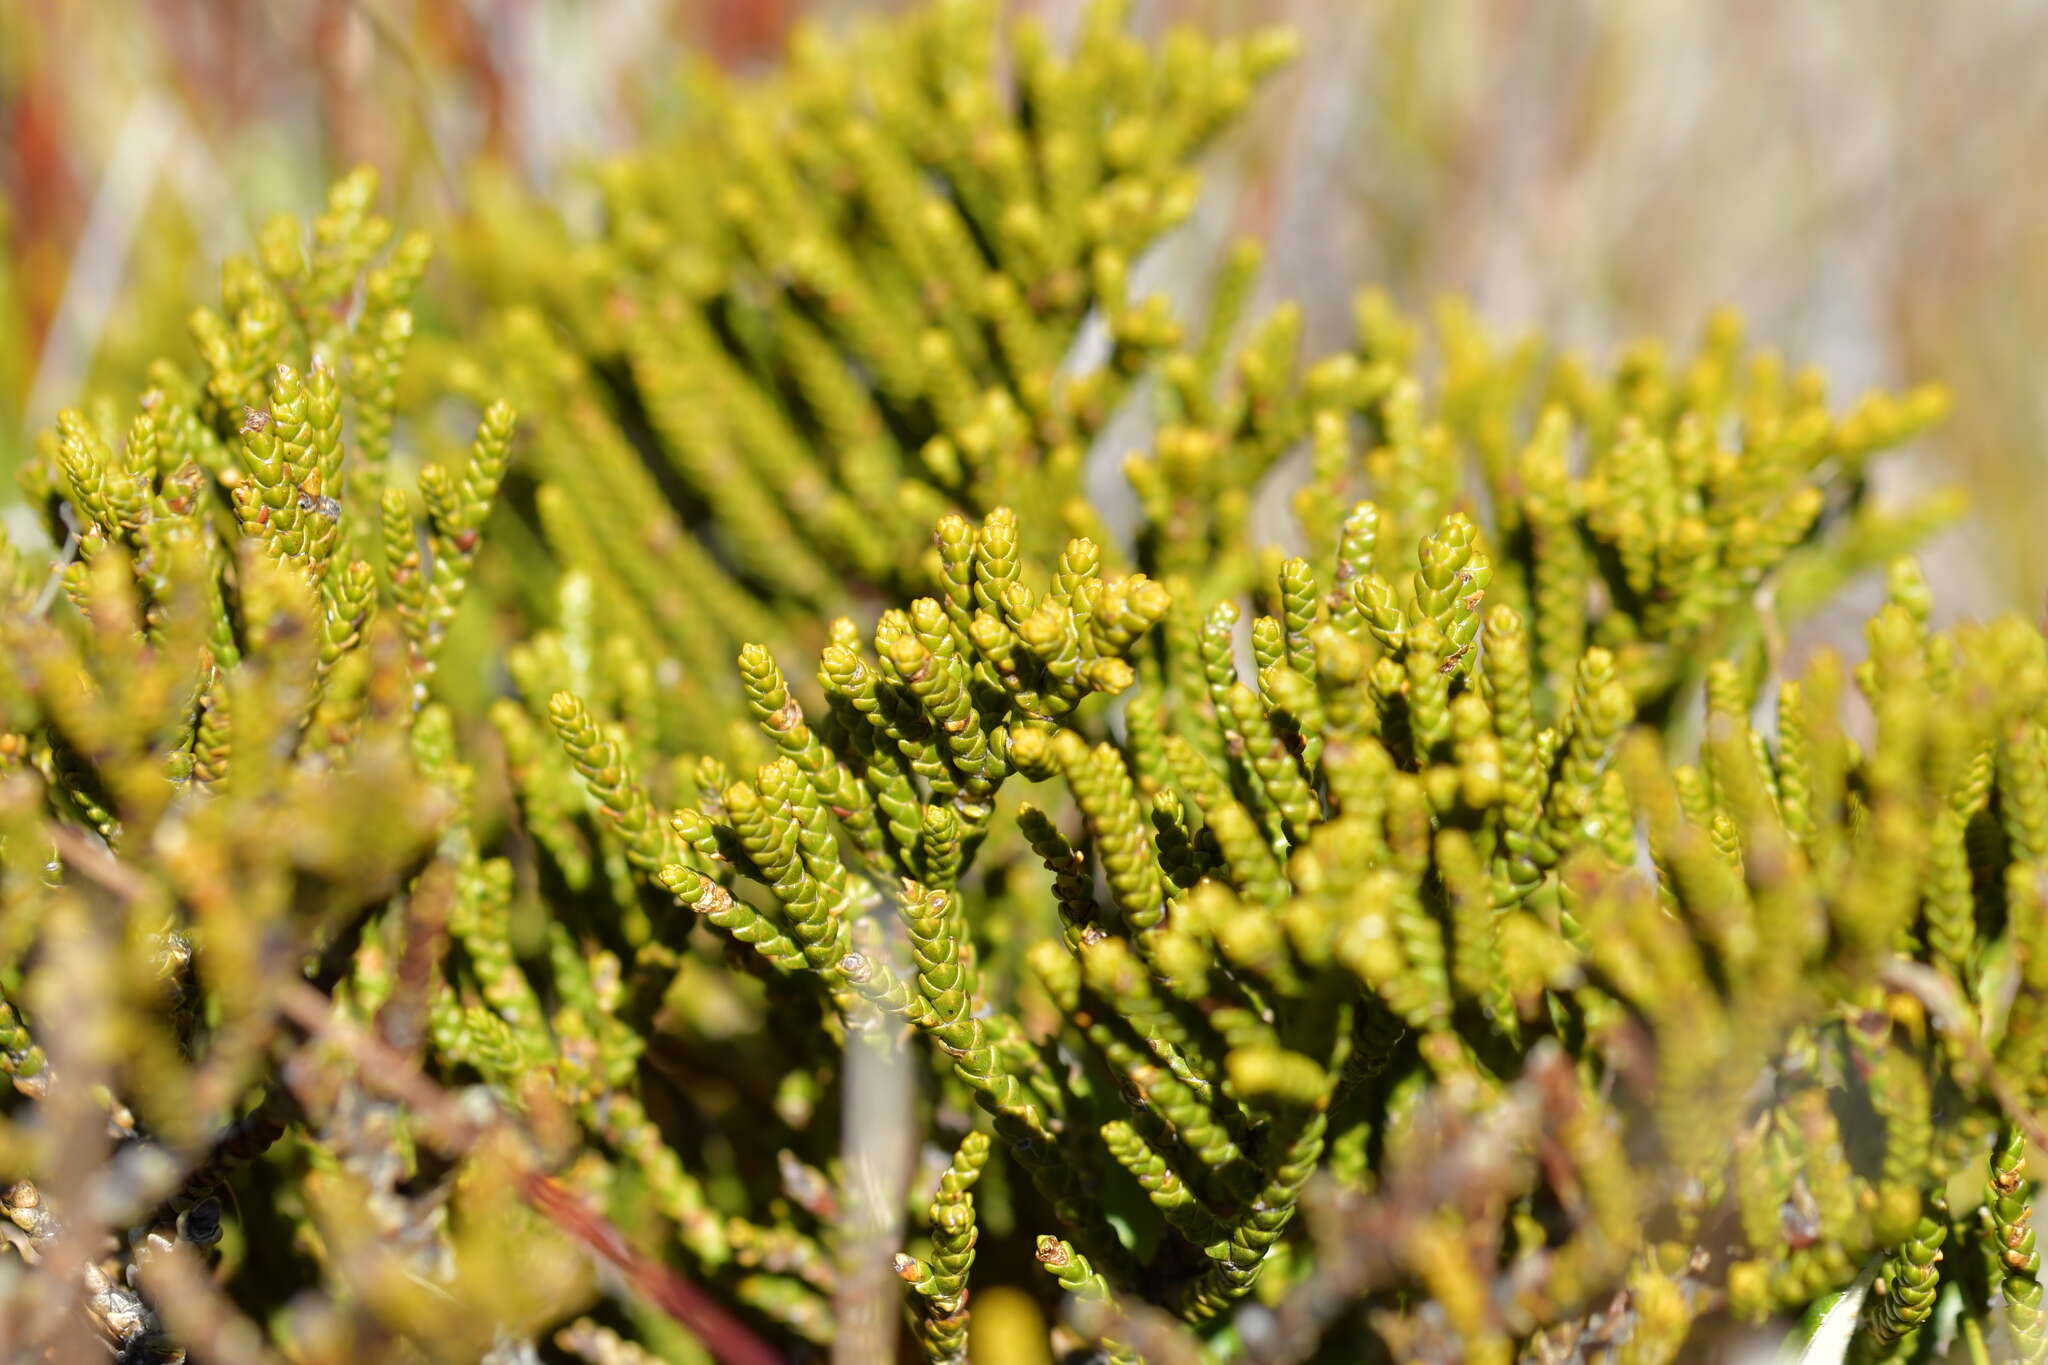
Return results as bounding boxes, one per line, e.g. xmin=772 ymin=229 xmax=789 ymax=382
xmin=1 ymin=5 xmax=2043 ymax=1365
xmin=454 ymin=0 xmax=1294 ymax=707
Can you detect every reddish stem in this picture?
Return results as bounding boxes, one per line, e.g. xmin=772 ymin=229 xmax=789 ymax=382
xmin=517 ymin=1171 xmax=784 ymax=1365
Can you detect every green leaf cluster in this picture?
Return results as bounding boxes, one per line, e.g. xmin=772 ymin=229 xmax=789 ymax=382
xmin=0 ymin=5 xmax=2040 ymax=1365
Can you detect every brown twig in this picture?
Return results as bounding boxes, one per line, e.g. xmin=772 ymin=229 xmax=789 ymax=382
xmin=1242 ymin=1046 xmax=1578 ymax=1365
xmin=49 ymin=820 xmax=154 ymax=903
xmin=135 ymin=1243 xmax=287 ymax=1365
xmin=372 ymin=857 xmax=455 ymax=1058
xmin=52 ymin=824 xmax=783 ymax=1361
xmin=1065 ymin=1295 xmax=1208 ymax=1365
xmin=275 ymin=981 xmax=785 ymax=1365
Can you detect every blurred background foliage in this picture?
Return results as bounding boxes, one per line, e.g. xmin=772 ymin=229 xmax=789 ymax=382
xmin=5 ymin=0 xmax=2046 ymax=612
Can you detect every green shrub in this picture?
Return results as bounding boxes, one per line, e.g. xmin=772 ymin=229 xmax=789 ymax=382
xmin=1 ymin=4 xmax=2041 ymax=1364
